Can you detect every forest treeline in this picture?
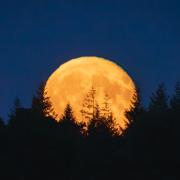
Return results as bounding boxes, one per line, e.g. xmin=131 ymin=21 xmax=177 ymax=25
xmin=0 ymin=82 xmax=180 ymax=179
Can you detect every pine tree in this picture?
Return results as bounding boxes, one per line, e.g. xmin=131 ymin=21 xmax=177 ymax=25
xmin=123 ymin=87 xmax=146 ymax=137
xmin=169 ymin=82 xmax=180 ymax=141
xmin=60 ymin=104 xmax=76 ymax=123
xmin=8 ymin=96 xmax=22 ymax=122
xmin=0 ymin=117 xmax=4 ymax=129
xmin=87 ymin=103 xmax=100 ymax=128
xmin=147 ymin=83 xmax=170 ymax=138
xmin=14 ymin=97 xmax=21 ymax=110
xmin=88 ymin=103 xmax=102 ymax=136
xmin=88 ymin=103 xmax=116 ymax=137
xmin=80 ymin=86 xmax=96 ymax=124
xmin=31 ymin=82 xmax=56 ymax=118
xmin=125 ymin=87 xmax=142 ymax=126
xmin=101 ymin=94 xmax=116 ymax=134
xmin=8 ymin=97 xmax=33 ymax=130
xmin=148 ymin=83 xmax=169 ymax=112
xmin=101 ymin=93 xmax=111 ymax=118
xmin=170 ymin=82 xmax=180 ymax=110
xmin=59 ymin=104 xmax=81 ymax=136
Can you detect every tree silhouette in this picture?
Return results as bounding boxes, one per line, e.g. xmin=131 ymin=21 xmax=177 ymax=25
xmin=60 ymin=104 xmax=75 ymax=123
xmin=148 ymin=83 xmax=169 ymax=112
xmin=169 ymin=82 xmax=180 ymax=138
xmin=169 ymin=82 xmax=180 ymax=162
xmin=87 ymin=103 xmax=100 ymax=135
xmin=0 ymin=117 xmax=4 ymax=129
xmin=147 ymin=83 xmax=170 ymax=134
xmin=14 ymin=96 xmax=21 ymax=109
xmin=59 ymin=104 xmax=82 ymax=136
xmin=123 ymin=87 xmax=146 ymax=139
xmin=2 ymin=81 xmax=180 ymax=179
xmin=8 ymin=96 xmax=21 ymax=116
xmin=31 ymin=82 xmax=56 ymax=118
xmin=80 ymin=86 xmax=96 ymax=123
xmin=8 ymin=97 xmax=23 ymax=126
xmin=125 ymin=87 xmax=144 ymax=127
xmin=80 ymin=88 xmax=116 ymax=136
xmin=170 ymin=81 xmax=180 ymax=110
xmin=88 ymin=103 xmax=116 ymax=138
xmin=101 ymin=93 xmax=111 ymax=118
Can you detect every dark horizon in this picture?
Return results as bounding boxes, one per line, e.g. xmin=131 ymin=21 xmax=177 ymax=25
xmin=0 ymin=74 xmax=180 ymax=179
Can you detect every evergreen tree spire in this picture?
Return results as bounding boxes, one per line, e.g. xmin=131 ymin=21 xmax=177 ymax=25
xmin=170 ymin=81 xmax=180 ymax=110
xmin=0 ymin=117 xmax=4 ymax=129
xmin=8 ymin=96 xmax=22 ymax=121
xmin=31 ymin=81 xmax=55 ymax=118
xmin=148 ymin=83 xmax=169 ymax=112
xmin=80 ymin=86 xmax=96 ymax=123
xmin=101 ymin=93 xmax=111 ymax=119
xmin=59 ymin=104 xmax=82 ymax=136
xmin=125 ymin=86 xmax=141 ymax=126
xmin=61 ymin=103 xmax=75 ymax=123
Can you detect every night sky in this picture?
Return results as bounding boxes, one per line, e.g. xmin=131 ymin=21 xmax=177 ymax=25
xmin=1 ymin=0 xmax=180 ymax=121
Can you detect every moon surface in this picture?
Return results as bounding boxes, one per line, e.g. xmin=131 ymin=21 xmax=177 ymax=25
xmin=45 ymin=57 xmax=136 ymax=129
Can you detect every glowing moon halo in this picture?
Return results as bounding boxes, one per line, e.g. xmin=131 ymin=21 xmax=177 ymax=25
xmin=45 ymin=57 xmax=136 ymax=129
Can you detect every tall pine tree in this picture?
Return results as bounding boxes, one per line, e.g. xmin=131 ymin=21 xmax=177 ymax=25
xmin=88 ymin=102 xmax=116 ymax=137
xmin=80 ymin=86 xmax=96 ymax=124
xmin=31 ymin=82 xmax=56 ymax=118
xmin=170 ymin=82 xmax=180 ymax=111
xmin=101 ymin=93 xmax=111 ymax=118
xmin=59 ymin=104 xmax=82 ymax=136
xmin=0 ymin=117 xmax=4 ymax=129
xmin=148 ymin=83 xmax=169 ymax=112
xmin=125 ymin=87 xmax=143 ymax=127
xmin=8 ymin=97 xmax=22 ymax=126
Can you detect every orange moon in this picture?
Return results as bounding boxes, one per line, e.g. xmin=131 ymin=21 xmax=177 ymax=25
xmin=45 ymin=57 xmax=136 ymax=129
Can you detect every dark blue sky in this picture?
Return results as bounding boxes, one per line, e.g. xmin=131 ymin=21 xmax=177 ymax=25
xmin=0 ymin=0 xmax=180 ymax=121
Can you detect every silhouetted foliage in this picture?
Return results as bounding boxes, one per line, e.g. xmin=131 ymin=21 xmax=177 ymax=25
xmin=101 ymin=93 xmax=112 ymax=118
xmin=8 ymin=97 xmax=23 ymax=126
xmin=170 ymin=81 xmax=180 ymax=110
xmin=125 ymin=87 xmax=143 ymax=127
xmin=169 ymin=82 xmax=180 ymax=166
xmin=124 ymin=87 xmax=146 ymax=137
xmin=147 ymin=83 xmax=170 ymax=139
xmin=0 ymin=117 xmax=4 ymax=128
xmin=88 ymin=104 xmax=110 ymax=137
xmin=149 ymin=83 xmax=169 ymax=112
xmin=59 ymin=103 xmax=83 ymax=137
xmin=80 ymin=86 xmax=96 ymax=123
xmin=88 ymin=115 xmax=116 ymax=138
xmin=1 ymin=82 xmax=180 ymax=179
xmin=31 ymin=81 xmax=56 ymax=118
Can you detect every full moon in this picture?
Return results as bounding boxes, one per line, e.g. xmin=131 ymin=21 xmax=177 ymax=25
xmin=45 ymin=57 xmax=136 ymax=129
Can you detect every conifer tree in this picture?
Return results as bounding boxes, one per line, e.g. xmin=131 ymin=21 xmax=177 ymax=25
xmin=31 ymin=82 xmax=56 ymax=118
xmin=125 ymin=87 xmax=142 ymax=126
xmin=80 ymin=86 xmax=96 ymax=123
xmin=60 ymin=104 xmax=81 ymax=136
xmin=170 ymin=82 xmax=180 ymax=111
xmin=148 ymin=83 xmax=169 ymax=112
xmin=169 ymin=82 xmax=180 ymax=138
xmin=61 ymin=104 xmax=75 ymax=123
xmin=14 ymin=96 xmax=21 ymax=110
xmin=8 ymin=96 xmax=22 ymax=123
xmin=88 ymin=103 xmax=116 ymax=137
xmin=147 ymin=83 xmax=170 ymax=137
xmin=0 ymin=117 xmax=4 ymax=129
xmin=101 ymin=93 xmax=111 ymax=118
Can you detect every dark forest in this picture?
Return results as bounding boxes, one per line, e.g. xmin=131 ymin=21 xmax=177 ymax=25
xmin=0 ymin=82 xmax=180 ymax=180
